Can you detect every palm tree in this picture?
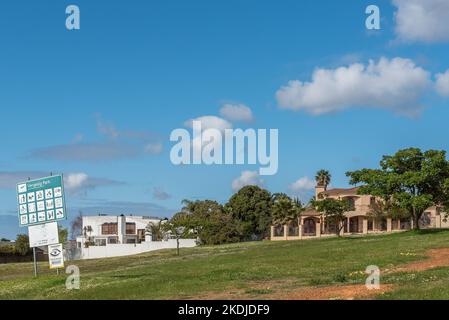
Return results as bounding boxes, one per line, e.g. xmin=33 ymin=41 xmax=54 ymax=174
xmin=315 ymin=170 xmax=331 ymax=190
xmin=272 ymin=195 xmax=305 ymax=227
xmin=146 ymin=220 xmax=164 ymax=241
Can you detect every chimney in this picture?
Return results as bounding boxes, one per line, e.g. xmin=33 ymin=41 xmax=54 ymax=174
xmin=315 ymin=185 xmax=326 ymax=199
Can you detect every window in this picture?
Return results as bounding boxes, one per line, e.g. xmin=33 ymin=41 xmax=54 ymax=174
xmin=108 ymin=237 xmax=118 ymax=244
xmin=370 ymin=197 xmax=376 ymax=206
xmin=346 ymin=198 xmax=355 ymax=210
xmin=95 ymin=239 xmax=107 ymax=246
xmin=102 ymin=223 xmax=118 ymax=235
xmin=126 ymin=223 xmax=136 ymax=235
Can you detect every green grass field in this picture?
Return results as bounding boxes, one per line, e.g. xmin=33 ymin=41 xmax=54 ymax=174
xmin=2 ymin=230 xmax=449 ymax=300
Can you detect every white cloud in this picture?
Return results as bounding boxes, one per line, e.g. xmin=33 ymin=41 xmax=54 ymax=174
xmin=65 ymin=173 xmax=89 ymax=190
xmin=288 ymin=177 xmax=315 ymax=201
xmin=184 ymin=115 xmax=232 ymax=132
xmin=144 ymin=143 xmax=163 ymax=155
xmin=436 ymin=70 xmax=449 ymax=97
xmin=232 ymin=171 xmax=264 ymax=192
xmin=393 ymin=0 xmax=449 ymax=43
xmin=219 ymin=104 xmax=254 ymax=122
xmin=184 ymin=116 xmax=232 ymax=155
xmin=288 ymin=177 xmax=315 ymax=194
xmin=276 ymin=57 xmax=431 ymax=116
xmin=64 ymin=172 xmax=123 ymax=196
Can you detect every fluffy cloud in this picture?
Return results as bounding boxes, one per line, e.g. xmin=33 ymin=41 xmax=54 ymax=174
xmin=184 ymin=116 xmax=232 ymax=132
xmin=276 ymin=57 xmax=431 ymax=116
xmin=184 ymin=115 xmax=233 ymax=155
xmin=393 ymin=0 xmax=449 ymax=43
xmin=219 ymin=104 xmax=254 ymax=123
xmin=153 ymin=187 xmax=171 ymax=200
xmin=288 ymin=177 xmax=315 ymax=193
xmin=65 ymin=173 xmax=89 ymax=190
xmin=64 ymin=172 xmax=123 ymax=196
xmin=29 ymin=116 xmax=164 ymax=162
xmin=232 ymin=171 xmax=264 ymax=192
xmin=436 ymin=70 xmax=449 ymax=97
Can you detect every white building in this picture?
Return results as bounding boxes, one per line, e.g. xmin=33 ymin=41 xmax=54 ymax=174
xmin=75 ymin=214 xmax=197 ymax=260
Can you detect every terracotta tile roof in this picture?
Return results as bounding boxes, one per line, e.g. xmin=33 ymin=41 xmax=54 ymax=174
xmin=320 ymin=186 xmax=361 ymax=197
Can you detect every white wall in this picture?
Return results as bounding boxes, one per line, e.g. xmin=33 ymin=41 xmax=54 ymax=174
xmin=80 ymin=239 xmax=197 ymax=260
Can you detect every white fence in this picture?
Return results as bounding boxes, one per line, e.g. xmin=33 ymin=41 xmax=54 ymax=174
xmin=80 ymin=239 xmax=197 ymax=260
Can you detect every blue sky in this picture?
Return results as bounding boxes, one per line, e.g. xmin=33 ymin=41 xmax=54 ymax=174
xmin=1 ymin=0 xmax=449 ymax=237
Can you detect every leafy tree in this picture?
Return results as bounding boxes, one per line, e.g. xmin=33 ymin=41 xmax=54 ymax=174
xmin=58 ymin=226 xmax=68 ymax=244
xmin=367 ymin=198 xmax=408 ymax=222
xmin=14 ymin=234 xmax=31 ymax=256
xmin=70 ymin=211 xmax=83 ymax=240
xmin=146 ymin=220 xmax=164 ymax=241
xmin=312 ymin=198 xmax=349 ymax=236
xmin=315 ymin=170 xmax=331 ymax=189
xmin=0 ymin=238 xmax=10 ymax=242
xmin=225 ymin=186 xmax=273 ymax=240
xmin=346 ymin=148 xmax=449 ymax=229
xmin=272 ymin=194 xmax=305 ymax=227
xmin=161 ymin=214 xmax=192 ymax=255
xmin=175 ymin=200 xmax=240 ymax=245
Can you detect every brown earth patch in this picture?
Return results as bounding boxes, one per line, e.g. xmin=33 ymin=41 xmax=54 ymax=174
xmin=185 ymin=247 xmax=449 ymax=300
xmin=389 ymin=247 xmax=449 ymax=273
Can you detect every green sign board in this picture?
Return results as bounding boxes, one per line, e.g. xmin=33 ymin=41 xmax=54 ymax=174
xmin=17 ymin=175 xmax=67 ymax=227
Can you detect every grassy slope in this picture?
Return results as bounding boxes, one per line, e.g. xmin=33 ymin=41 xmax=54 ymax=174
xmin=2 ymin=230 xmax=449 ymax=299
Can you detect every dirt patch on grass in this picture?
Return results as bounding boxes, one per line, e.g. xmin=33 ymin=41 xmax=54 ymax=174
xmin=186 ymin=247 xmax=449 ymax=300
xmin=271 ymin=284 xmax=393 ymax=300
xmin=187 ymin=280 xmax=393 ymax=300
xmin=390 ymin=248 xmax=449 ymax=273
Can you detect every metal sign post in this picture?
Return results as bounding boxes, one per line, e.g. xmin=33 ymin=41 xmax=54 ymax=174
xmin=33 ymin=247 xmax=38 ymax=277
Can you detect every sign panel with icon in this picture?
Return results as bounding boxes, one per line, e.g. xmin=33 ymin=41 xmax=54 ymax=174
xmin=16 ymin=175 xmax=67 ymax=227
xmin=48 ymin=243 xmax=64 ymax=269
xmin=28 ymin=222 xmax=59 ymax=248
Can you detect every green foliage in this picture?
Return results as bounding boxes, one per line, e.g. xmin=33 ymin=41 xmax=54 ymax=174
xmin=315 ymin=169 xmax=331 ymax=188
xmin=225 ymin=185 xmax=273 ymax=240
xmin=58 ymin=226 xmax=68 ymax=244
xmin=271 ymin=194 xmax=305 ymax=225
xmin=0 ymin=244 xmax=15 ymax=255
xmin=146 ymin=220 xmax=164 ymax=241
xmin=312 ymin=198 xmax=350 ymax=236
xmin=347 ymin=148 xmax=449 ymax=229
xmin=14 ymin=234 xmax=31 ymax=256
xmin=169 ymin=200 xmax=240 ymax=246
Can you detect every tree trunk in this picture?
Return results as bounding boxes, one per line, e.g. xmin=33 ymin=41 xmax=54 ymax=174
xmin=412 ymin=207 xmax=422 ymax=230
xmin=176 ymin=238 xmax=180 ymax=256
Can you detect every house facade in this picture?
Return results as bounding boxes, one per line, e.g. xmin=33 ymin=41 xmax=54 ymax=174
xmin=271 ymin=185 xmax=448 ymax=241
xmin=76 ymin=215 xmax=161 ymax=247
xmin=75 ymin=214 xmax=197 ymax=259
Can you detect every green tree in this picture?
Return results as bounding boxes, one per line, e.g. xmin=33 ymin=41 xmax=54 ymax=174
xmin=176 ymin=200 xmax=240 ymax=245
xmin=225 ymin=185 xmax=273 ymax=240
xmin=346 ymin=148 xmax=449 ymax=230
xmin=271 ymin=194 xmax=305 ymax=227
xmin=58 ymin=226 xmax=68 ymax=244
xmin=312 ymin=198 xmax=349 ymax=236
xmin=146 ymin=220 xmax=164 ymax=241
xmin=14 ymin=234 xmax=31 ymax=256
xmin=315 ymin=170 xmax=331 ymax=189
xmin=161 ymin=214 xmax=192 ymax=256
